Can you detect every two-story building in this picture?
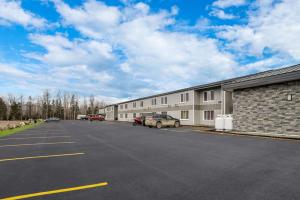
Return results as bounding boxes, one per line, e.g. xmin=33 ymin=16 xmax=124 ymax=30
xmin=103 ymin=64 xmax=299 ymax=135
xmin=116 ymin=81 xmax=232 ymax=126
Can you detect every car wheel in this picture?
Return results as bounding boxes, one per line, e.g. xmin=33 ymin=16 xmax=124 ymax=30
xmin=174 ymin=121 xmax=180 ymax=128
xmin=156 ymin=122 xmax=162 ymax=129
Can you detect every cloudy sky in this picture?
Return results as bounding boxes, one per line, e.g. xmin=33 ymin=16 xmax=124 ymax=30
xmin=0 ymin=0 xmax=299 ymax=103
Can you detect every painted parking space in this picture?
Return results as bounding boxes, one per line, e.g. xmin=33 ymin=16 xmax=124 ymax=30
xmin=0 ymin=141 xmax=76 ymax=148
xmin=0 ymin=153 xmax=85 ymax=163
xmin=1 ymin=181 xmax=108 ymax=200
xmin=0 ymin=122 xmax=103 ymax=200
xmin=0 ymin=136 xmax=71 ymax=141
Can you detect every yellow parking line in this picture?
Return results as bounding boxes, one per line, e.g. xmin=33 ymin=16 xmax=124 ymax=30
xmin=0 ymin=136 xmax=71 ymax=141
xmin=0 ymin=142 xmax=75 ymax=148
xmin=1 ymin=181 xmax=108 ymax=200
xmin=14 ymin=133 xmax=65 ymax=136
xmin=0 ymin=152 xmax=85 ymax=162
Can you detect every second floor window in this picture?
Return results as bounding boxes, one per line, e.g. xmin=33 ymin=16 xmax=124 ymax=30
xmin=125 ymin=104 xmax=128 ymax=109
xmin=180 ymin=93 xmax=189 ymax=103
xmin=151 ymin=98 xmax=156 ymax=105
xmin=204 ymin=91 xmax=215 ymax=101
xmin=161 ymin=97 xmax=168 ymax=104
xmin=120 ymin=105 xmax=123 ymax=109
xmin=133 ymin=102 xmax=136 ymax=108
xmin=140 ymin=101 xmax=143 ymax=107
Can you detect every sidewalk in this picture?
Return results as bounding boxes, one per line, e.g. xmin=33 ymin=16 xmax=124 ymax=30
xmin=185 ymin=126 xmax=300 ymax=140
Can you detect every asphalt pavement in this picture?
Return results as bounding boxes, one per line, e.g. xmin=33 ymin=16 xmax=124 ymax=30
xmin=0 ymin=120 xmax=299 ymax=200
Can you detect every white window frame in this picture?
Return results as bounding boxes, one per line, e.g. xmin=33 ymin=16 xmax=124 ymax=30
xmin=180 ymin=110 xmax=189 ymax=120
xmin=180 ymin=94 xmax=184 ymax=103
xmin=151 ymin=98 xmax=157 ymax=106
xmin=180 ymin=92 xmax=190 ymax=103
xmin=161 ymin=96 xmax=168 ymax=105
xmin=203 ymin=91 xmax=215 ymax=102
xmin=210 ymin=91 xmax=215 ymax=101
xmin=203 ymin=110 xmax=214 ymax=121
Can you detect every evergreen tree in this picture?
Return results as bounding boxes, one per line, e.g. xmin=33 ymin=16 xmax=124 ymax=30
xmin=10 ymin=101 xmax=21 ymax=120
xmin=0 ymin=97 xmax=7 ymax=120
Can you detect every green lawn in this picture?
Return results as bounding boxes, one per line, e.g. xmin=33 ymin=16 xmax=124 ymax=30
xmin=0 ymin=122 xmax=43 ymax=138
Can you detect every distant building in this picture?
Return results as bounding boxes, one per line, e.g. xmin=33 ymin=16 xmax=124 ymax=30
xmin=104 ymin=104 xmax=118 ymax=121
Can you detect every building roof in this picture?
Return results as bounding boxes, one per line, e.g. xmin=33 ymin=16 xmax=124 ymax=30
xmin=223 ymin=64 xmax=300 ymax=91
xmin=116 ymin=81 xmax=223 ymax=105
xmin=109 ymin=64 xmax=300 ymax=105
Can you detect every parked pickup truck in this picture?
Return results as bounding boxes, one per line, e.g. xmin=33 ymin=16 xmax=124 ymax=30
xmin=87 ymin=114 xmax=105 ymax=121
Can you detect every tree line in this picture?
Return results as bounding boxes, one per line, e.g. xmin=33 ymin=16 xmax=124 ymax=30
xmin=0 ymin=90 xmax=106 ymax=120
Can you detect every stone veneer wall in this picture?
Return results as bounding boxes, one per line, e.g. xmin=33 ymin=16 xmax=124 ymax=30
xmin=232 ymin=80 xmax=300 ymax=135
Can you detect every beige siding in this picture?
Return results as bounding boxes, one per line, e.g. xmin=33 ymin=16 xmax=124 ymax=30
xmin=117 ymin=90 xmax=195 ymax=125
xmin=116 ymin=86 xmax=227 ymax=126
xmin=194 ymin=88 xmax=222 ymax=126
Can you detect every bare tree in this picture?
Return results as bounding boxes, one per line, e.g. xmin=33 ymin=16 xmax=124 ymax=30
xmin=89 ymin=94 xmax=95 ymax=114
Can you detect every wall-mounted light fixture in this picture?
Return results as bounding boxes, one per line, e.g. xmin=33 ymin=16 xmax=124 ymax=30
xmin=287 ymin=94 xmax=293 ymax=101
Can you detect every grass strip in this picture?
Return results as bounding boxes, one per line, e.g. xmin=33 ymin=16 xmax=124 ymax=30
xmin=0 ymin=122 xmax=43 ymax=138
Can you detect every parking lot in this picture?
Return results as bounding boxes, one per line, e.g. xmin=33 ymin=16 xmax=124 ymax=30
xmin=0 ymin=121 xmax=300 ymax=200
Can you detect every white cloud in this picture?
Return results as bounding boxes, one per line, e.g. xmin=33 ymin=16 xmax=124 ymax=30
xmin=53 ymin=0 xmax=121 ymax=39
xmin=209 ymin=9 xmax=237 ymax=19
xmin=120 ymin=63 xmax=132 ymax=73
xmin=212 ymin=0 xmax=247 ymax=8
xmin=0 ymin=0 xmax=47 ymax=28
xmin=0 ymin=63 xmax=31 ymax=78
xmin=27 ymin=34 xmax=114 ymax=67
xmin=50 ymin=65 xmax=114 ymax=83
xmin=47 ymin=0 xmax=239 ymax=95
xmin=217 ymin=0 xmax=300 ymax=60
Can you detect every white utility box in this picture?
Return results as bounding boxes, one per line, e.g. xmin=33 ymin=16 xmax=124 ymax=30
xmin=215 ymin=115 xmax=225 ymax=131
xmin=224 ymin=114 xmax=233 ymax=131
xmin=215 ymin=114 xmax=233 ymax=131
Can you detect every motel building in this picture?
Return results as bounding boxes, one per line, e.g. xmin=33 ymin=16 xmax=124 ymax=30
xmin=105 ymin=64 xmax=300 ymax=135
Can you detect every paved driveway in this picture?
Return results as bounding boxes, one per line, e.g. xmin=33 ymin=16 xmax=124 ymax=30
xmin=0 ymin=121 xmax=299 ymax=200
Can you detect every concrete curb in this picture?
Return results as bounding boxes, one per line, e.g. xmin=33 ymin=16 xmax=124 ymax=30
xmin=192 ymin=129 xmax=300 ymax=140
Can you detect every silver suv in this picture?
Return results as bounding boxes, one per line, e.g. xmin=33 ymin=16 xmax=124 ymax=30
xmin=145 ymin=114 xmax=180 ymax=128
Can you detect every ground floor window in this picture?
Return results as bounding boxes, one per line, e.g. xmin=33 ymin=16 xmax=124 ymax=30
xmin=162 ymin=111 xmax=167 ymax=115
xmin=204 ymin=111 xmax=214 ymax=120
xmin=181 ymin=111 xmax=189 ymax=119
xmin=125 ymin=114 xmax=128 ymax=118
xmin=133 ymin=113 xmax=136 ymax=118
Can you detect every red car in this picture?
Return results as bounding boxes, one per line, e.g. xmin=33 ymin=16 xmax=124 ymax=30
xmin=132 ymin=116 xmax=143 ymax=126
xmin=88 ymin=114 xmax=105 ymax=121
